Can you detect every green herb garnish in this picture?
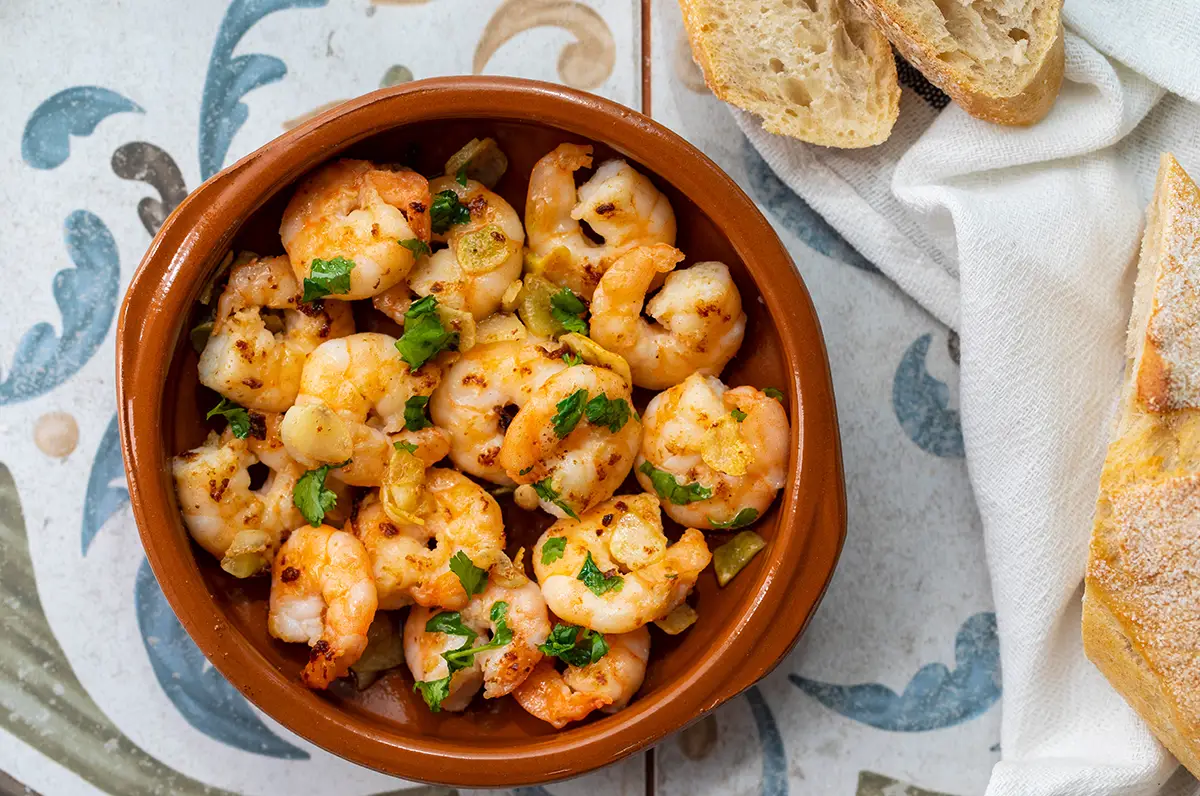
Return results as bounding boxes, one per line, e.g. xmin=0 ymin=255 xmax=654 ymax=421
xmin=292 ymin=460 xmax=350 ymax=526
xmin=413 ymin=677 xmax=452 ymax=712
xmin=301 ymin=256 xmax=355 ymax=302
xmin=396 ymin=296 xmax=458 ymax=369
xmin=639 ymin=461 xmax=713 ymax=505
xmin=430 ymin=189 xmax=470 ymax=234
xmin=533 ymin=478 xmax=577 ymax=519
xmin=709 ymin=507 xmax=759 ymax=530
xmin=763 ymin=387 xmax=784 ymax=402
xmin=577 ymin=551 xmax=624 ymax=596
xmin=550 ymin=287 xmax=589 ymax=335
xmin=449 ymin=551 xmax=487 ymax=597
xmin=398 ymin=238 xmax=431 ymax=258
xmin=538 ymin=623 xmax=609 ymax=667
xmin=394 ymin=440 xmax=418 ymax=455
xmin=563 ymin=352 xmax=584 ymax=367
xmin=455 ymin=165 xmax=468 ymax=187
xmin=731 ymin=408 xmax=747 ymax=422
xmin=206 ymin=398 xmax=252 ymax=439
xmin=404 ymin=394 xmax=433 ymax=431
xmin=585 ymin=394 xmax=631 ymax=433
xmin=541 ymin=536 xmax=567 ymax=564
xmin=552 ymin=389 xmax=588 ymax=438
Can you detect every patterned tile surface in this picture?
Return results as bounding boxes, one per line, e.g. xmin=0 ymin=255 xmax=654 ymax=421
xmin=0 ymin=0 xmax=998 ymax=793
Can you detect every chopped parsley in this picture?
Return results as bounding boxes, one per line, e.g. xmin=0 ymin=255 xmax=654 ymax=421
xmin=585 ymin=394 xmax=631 ymax=433
xmin=639 ymin=461 xmax=713 ymax=505
xmin=396 ymin=296 xmax=458 ymax=369
xmin=563 ymin=352 xmax=584 ymax=367
xmin=301 ymin=256 xmax=355 ymax=302
xmin=394 ymin=440 xmax=418 ymax=455
xmin=731 ymin=408 xmax=747 ymax=422
xmin=206 ymin=398 xmax=252 ymax=439
xmin=412 ymin=677 xmax=452 ymax=712
xmin=292 ymin=460 xmax=350 ymax=526
xmin=551 ymin=389 xmax=588 ymax=438
xmin=415 ymin=603 xmax=513 ymax=712
xmin=533 ymin=478 xmax=577 ymax=519
xmin=763 ymin=387 xmax=784 ymax=402
xmin=455 ymin=164 xmax=468 ymax=187
xmin=709 ymin=507 xmax=759 ymax=530
xmin=541 ymin=536 xmax=567 ymax=564
xmin=398 ymin=238 xmax=431 ymax=258
xmin=577 ymin=551 xmax=623 ymax=596
xmin=430 ymin=189 xmax=470 ymax=234
xmin=550 ymin=287 xmax=589 ymax=335
xmin=449 ymin=551 xmax=487 ymax=597
xmin=538 ymin=624 xmax=609 ymax=667
xmin=404 ymin=394 xmax=433 ymax=431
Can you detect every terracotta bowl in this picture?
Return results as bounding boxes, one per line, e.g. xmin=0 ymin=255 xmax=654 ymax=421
xmin=116 ymin=76 xmax=846 ymax=787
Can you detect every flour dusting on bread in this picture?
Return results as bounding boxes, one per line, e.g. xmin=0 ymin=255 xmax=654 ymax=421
xmin=1084 ymin=153 xmax=1200 ymax=777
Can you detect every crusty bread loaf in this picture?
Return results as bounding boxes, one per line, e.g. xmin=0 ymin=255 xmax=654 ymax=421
xmin=848 ymin=0 xmax=1064 ymax=125
xmin=1084 ymin=153 xmax=1200 ymax=777
xmin=678 ymin=0 xmax=900 ymax=148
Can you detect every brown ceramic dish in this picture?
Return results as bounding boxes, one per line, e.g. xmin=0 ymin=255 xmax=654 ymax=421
xmin=116 ymin=76 xmax=845 ymax=787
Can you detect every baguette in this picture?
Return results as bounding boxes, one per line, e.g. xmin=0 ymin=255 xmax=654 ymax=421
xmin=848 ymin=0 xmax=1064 ymax=125
xmin=678 ymin=0 xmax=900 ymax=148
xmin=1084 ymin=154 xmax=1200 ymax=777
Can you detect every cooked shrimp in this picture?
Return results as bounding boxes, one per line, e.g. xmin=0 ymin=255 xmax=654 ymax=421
xmin=525 ymin=144 xmax=675 ymax=299
xmin=267 ymin=524 xmax=378 ymax=689
xmin=591 ymin=244 xmax=745 ymax=391
xmin=512 ymin=627 xmax=650 ymax=728
xmin=404 ymin=605 xmax=484 ymax=712
xmin=350 ymin=469 xmax=506 ymax=611
xmin=280 ymin=332 xmax=442 ymax=486
xmin=280 ymin=159 xmax=432 ymax=300
xmin=197 ymin=254 xmax=355 ymax=411
xmin=172 ymin=420 xmax=350 ymax=577
xmin=429 ymin=337 xmax=569 ymax=484
xmin=636 ymin=374 xmax=789 ymax=530
xmin=532 ymin=494 xmax=711 ymax=634
xmin=498 ymin=365 xmax=641 ymax=519
xmin=459 ymin=577 xmax=552 ymax=697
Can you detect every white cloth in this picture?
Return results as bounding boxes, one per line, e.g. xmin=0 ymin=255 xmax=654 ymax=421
xmin=738 ymin=2 xmax=1200 ymax=794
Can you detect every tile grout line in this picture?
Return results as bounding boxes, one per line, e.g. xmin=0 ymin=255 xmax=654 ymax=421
xmin=640 ymin=0 xmax=653 ymax=117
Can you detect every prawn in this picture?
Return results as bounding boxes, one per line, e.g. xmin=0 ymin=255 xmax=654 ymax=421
xmin=428 ymin=337 xmax=569 ymax=484
xmin=512 ymin=627 xmax=650 ymax=728
xmin=267 ymin=524 xmax=378 ymax=689
xmin=197 ymin=253 xmax=354 ymax=412
xmin=636 ymin=374 xmax=790 ymax=530
xmin=280 ymin=159 xmax=432 ymax=300
xmin=280 ymin=332 xmax=442 ymax=486
xmin=525 ymin=144 xmax=675 ymax=299
xmin=350 ymin=468 xmax=506 ymax=611
xmin=404 ymin=605 xmax=485 ymax=712
xmin=590 ymin=244 xmax=745 ymax=391
xmin=172 ymin=420 xmax=349 ymax=577
xmin=532 ymin=494 xmax=711 ymax=634
xmin=498 ymin=364 xmax=641 ymax=519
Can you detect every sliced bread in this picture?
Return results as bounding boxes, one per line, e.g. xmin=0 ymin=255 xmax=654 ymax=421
xmin=1083 ymin=154 xmax=1200 ymax=778
xmin=678 ymin=0 xmax=900 ymax=148
xmin=849 ymin=0 xmax=1063 ymax=125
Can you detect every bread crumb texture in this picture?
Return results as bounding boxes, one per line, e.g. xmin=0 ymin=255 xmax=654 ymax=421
xmin=679 ymin=0 xmax=899 ymax=147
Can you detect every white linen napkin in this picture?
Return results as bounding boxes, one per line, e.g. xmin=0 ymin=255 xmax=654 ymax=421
xmin=738 ymin=2 xmax=1200 ymax=793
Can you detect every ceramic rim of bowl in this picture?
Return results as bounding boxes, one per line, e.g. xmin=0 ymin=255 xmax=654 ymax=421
xmin=116 ymin=76 xmax=846 ymax=787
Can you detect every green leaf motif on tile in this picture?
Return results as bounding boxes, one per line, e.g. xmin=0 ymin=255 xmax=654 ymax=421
xmin=0 ymin=462 xmax=239 ymax=795
xmin=857 ymin=771 xmax=957 ymax=796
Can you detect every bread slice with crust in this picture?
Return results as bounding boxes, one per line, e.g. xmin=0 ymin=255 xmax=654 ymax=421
xmin=848 ymin=0 xmax=1064 ymax=125
xmin=1084 ymin=154 xmax=1200 ymax=777
xmin=678 ymin=0 xmax=900 ymax=148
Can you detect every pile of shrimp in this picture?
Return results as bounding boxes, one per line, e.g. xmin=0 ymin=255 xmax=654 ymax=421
xmin=172 ymin=137 xmax=791 ymax=727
